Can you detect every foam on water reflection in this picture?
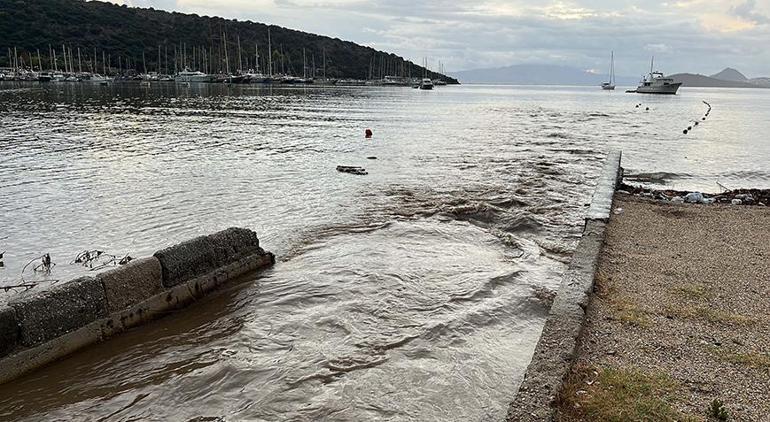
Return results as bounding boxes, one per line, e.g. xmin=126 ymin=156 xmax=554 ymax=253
xmin=0 ymin=82 xmax=768 ymax=421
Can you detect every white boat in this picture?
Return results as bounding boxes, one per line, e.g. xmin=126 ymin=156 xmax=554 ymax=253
xmin=601 ymin=51 xmax=616 ymax=90
xmin=631 ymin=57 xmax=681 ymax=95
xmin=175 ymin=68 xmax=213 ymax=83
xmin=419 ymin=78 xmax=434 ymax=90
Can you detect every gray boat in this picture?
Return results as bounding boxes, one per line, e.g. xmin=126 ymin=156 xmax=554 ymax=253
xmin=631 ymin=57 xmax=681 ymax=94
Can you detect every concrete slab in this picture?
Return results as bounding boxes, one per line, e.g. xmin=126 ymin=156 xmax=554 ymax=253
xmin=154 ymin=228 xmax=265 ymax=287
xmin=10 ymin=277 xmax=109 ymax=347
xmin=586 ymin=150 xmax=622 ymax=222
xmin=98 ymin=257 xmax=164 ymax=314
xmin=0 ymin=307 xmax=20 ymax=358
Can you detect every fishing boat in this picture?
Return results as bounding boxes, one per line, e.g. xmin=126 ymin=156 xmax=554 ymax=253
xmin=629 ymin=57 xmax=681 ymax=95
xmin=601 ymin=51 xmax=616 ymax=90
xmin=419 ymin=78 xmax=434 ymax=90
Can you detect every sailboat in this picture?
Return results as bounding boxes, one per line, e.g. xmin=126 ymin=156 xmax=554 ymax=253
xmin=601 ymin=51 xmax=616 ymax=90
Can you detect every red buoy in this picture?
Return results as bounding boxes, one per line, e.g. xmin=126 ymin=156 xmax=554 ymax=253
xmin=365 ymin=129 xmax=373 ymax=138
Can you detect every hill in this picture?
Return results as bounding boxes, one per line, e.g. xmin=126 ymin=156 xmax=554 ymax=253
xmin=0 ymin=0 xmax=456 ymax=82
xmin=670 ymin=73 xmax=766 ymax=88
xmin=450 ymin=64 xmax=637 ymax=86
xmin=710 ymin=67 xmax=748 ymax=82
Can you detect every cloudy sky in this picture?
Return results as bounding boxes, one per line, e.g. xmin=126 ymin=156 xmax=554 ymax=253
xmin=106 ymin=0 xmax=770 ymax=77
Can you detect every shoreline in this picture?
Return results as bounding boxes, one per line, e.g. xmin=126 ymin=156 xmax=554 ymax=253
xmin=507 ymin=169 xmax=769 ymax=420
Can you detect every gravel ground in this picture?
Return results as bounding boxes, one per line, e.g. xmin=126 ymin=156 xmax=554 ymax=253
xmin=560 ymin=194 xmax=770 ymax=421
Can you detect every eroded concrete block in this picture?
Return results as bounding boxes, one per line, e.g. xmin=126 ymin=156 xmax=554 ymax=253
xmin=154 ymin=227 xmax=265 ymax=287
xmin=10 ymin=277 xmax=108 ymax=347
xmin=0 ymin=307 xmax=20 ymax=358
xmin=98 ymin=257 xmax=164 ymax=314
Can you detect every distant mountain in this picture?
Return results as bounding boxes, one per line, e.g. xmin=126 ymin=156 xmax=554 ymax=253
xmin=670 ymin=72 xmax=768 ymax=88
xmin=0 ymin=0 xmax=456 ymax=82
xmin=450 ymin=64 xmax=637 ymax=86
xmin=710 ymin=68 xmax=749 ymax=82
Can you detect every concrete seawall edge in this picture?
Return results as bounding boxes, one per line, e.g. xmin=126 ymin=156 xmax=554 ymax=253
xmin=506 ymin=150 xmax=622 ymax=421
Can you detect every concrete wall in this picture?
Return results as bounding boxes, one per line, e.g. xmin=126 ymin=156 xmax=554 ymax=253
xmin=506 ymin=151 xmax=622 ymax=421
xmin=0 ymin=227 xmax=274 ymax=385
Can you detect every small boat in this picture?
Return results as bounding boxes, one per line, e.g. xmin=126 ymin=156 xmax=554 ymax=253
xmin=419 ymin=78 xmax=434 ymax=90
xmin=601 ymin=51 xmax=616 ymax=90
xmin=631 ymin=57 xmax=681 ymax=95
xmin=175 ymin=68 xmax=213 ymax=83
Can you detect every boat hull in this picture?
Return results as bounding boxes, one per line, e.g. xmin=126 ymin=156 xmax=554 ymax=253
xmin=635 ymin=83 xmax=681 ymax=94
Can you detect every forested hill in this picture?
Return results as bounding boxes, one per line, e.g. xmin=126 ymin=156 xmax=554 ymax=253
xmin=0 ymin=0 xmax=457 ymax=82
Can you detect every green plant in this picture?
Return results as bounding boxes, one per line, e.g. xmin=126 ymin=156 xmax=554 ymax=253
xmin=707 ymin=399 xmax=729 ymax=421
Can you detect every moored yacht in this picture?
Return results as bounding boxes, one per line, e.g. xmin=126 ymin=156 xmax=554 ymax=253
xmin=419 ymin=78 xmax=434 ymax=90
xmin=175 ymin=68 xmax=213 ymax=83
xmin=631 ymin=57 xmax=681 ymax=95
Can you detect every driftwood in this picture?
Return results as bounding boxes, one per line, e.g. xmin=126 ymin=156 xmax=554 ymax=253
xmin=336 ymin=165 xmax=368 ymax=176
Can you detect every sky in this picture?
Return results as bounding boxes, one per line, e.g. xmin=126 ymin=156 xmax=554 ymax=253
xmin=104 ymin=0 xmax=770 ymax=77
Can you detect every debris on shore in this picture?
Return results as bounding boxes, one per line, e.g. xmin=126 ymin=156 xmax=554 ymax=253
xmin=617 ymin=183 xmax=769 ymax=206
xmin=336 ymin=165 xmax=368 ymax=176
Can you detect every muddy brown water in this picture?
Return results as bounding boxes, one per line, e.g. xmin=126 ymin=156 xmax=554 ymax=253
xmin=0 ymin=83 xmax=768 ymax=421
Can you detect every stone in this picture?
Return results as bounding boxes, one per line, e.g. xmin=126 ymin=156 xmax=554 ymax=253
xmin=154 ymin=227 xmax=265 ymax=287
xmin=684 ymin=192 xmax=704 ymax=203
xmin=0 ymin=306 xmax=20 ymax=358
xmin=97 ymin=257 xmax=164 ymax=314
xmin=10 ymin=277 xmax=109 ymax=347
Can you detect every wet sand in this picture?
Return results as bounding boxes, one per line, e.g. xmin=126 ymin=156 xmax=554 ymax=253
xmin=559 ymin=195 xmax=770 ymax=421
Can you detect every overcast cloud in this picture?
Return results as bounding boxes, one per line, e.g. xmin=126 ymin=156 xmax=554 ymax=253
xmin=105 ymin=0 xmax=770 ymax=77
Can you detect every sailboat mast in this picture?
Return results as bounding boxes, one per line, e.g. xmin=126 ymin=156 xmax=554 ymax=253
xmin=237 ymin=35 xmax=242 ymax=73
xmin=610 ymin=51 xmax=616 ymax=85
xmin=267 ymin=28 xmax=272 ymax=77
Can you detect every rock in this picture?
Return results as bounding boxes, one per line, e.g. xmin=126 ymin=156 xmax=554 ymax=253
xmin=702 ymin=198 xmax=716 ymax=204
xmin=684 ymin=192 xmax=704 ymax=203
xmin=732 ymin=199 xmax=742 ymax=205
xmin=617 ymin=190 xmax=631 ymax=195
xmin=671 ymin=196 xmax=684 ymax=204
xmin=640 ymin=192 xmax=654 ymax=199
xmin=735 ymin=194 xmax=754 ymax=204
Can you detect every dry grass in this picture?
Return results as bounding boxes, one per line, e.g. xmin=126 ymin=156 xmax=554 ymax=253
xmin=667 ymin=305 xmax=755 ymax=326
xmin=610 ymin=297 xmax=651 ymax=327
xmin=671 ymin=283 xmax=710 ymax=300
xmin=713 ymin=348 xmax=770 ymax=371
xmin=559 ymin=365 xmax=699 ymax=422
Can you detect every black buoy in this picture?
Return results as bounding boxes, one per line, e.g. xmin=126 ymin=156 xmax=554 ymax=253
xmin=646 ymin=107 xmax=650 ymax=111
xmin=694 ymin=121 xmax=699 ymax=126
xmin=702 ymin=117 xmax=706 ymax=121
xmin=688 ymin=126 xmax=692 ymax=130
xmin=683 ymin=129 xmax=689 ymax=134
